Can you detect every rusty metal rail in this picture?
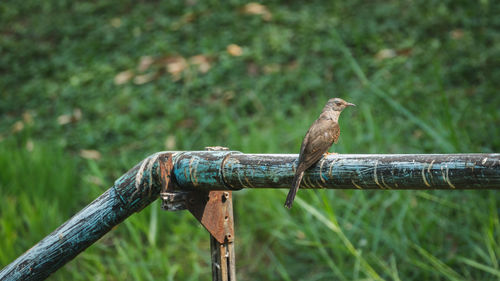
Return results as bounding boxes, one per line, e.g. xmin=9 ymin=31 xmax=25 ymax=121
xmin=172 ymin=152 xmax=500 ymax=190
xmin=1 ymin=151 xmax=499 ymax=280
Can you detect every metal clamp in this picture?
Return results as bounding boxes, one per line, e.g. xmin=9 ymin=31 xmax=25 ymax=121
xmin=159 ymin=147 xmax=236 ymax=281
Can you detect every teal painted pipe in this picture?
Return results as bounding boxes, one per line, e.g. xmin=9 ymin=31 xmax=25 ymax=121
xmin=0 ymin=158 xmax=164 ymax=281
xmin=1 ymin=152 xmax=499 ymax=280
xmin=174 ymin=152 xmax=500 ymax=190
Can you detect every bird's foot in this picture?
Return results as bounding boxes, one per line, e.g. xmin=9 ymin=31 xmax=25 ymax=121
xmin=324 ymin=152 xmax=337 ymax=156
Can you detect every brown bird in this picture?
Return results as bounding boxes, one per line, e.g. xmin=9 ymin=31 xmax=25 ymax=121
xmin=284 ymin=98 xmax=355 ymax=208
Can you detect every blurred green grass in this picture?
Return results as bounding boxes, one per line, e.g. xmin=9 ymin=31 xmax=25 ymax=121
xmin=1 ymin=0 xmax=499 ymax=280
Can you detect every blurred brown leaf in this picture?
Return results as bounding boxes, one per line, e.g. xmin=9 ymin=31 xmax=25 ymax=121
xmin=114 ymin=70 xmax=134 ymax=85
xmin=11 ymin=121 xmax=24 ymax=133
xmin=450 ymin=29 xmax=464 ymax=40
xmin=22 ymin=111 xmax=34 ymax=125
xmin=57 ymin=114 xmax=71 ymax=125
xmin=73 ymin=108 xmax=82 ymax=122
xmin=138 ymin=56 xmax=154 ymax=72
xmin=133 ymin=73 xmax=156 ymax=85
xmin=189 ymin=55 xmax=211 ymax=73
xmin=227 ymin=44 xmax=243 ymax=56
xmin=375 ymin=48 xmax=396 ymax=60
xmin=58 ymin=108 xmax=82 ymax=125
xmin=164 ymin=56 xmax=188 ymax=80
xmin=396 ymin=48 xmax=413 ymax=57
xmin=243 ymin=3 xmax=272 ymax=21
xmin=80 ymin=149 xmax=101 ymax=160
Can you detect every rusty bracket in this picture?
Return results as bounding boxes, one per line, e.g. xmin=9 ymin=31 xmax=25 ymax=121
xmin=188 ymin=190 xmax=234 ymax=244
xmin=158 ymin=148 xmax=236 ymax=280
xmin=158 ymin=149 xmax=234 ymax=244
xmin=158 ymin=154 xmax=188 ymax=211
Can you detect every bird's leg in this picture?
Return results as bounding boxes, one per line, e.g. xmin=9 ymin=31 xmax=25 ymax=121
xmin=324 ymin=151 xmax=338 ymax=156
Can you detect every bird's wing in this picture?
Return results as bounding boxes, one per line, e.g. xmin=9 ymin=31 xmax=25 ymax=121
xmin=297 ymin=120 xmax=337 ymax=172
xmin=332 ymin=122 xmax=340 ymax=144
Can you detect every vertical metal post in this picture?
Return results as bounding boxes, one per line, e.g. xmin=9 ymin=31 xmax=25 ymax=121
xmin=209 ymin=191 xmax=236 ymax=281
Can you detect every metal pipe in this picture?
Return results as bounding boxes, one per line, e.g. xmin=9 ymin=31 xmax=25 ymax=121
xmin=173 ymin=152 xmax=500 ymax=190
xmin=1 ymin=151 xmax=499 ymax=280
xmin=0 ymin=159 xmax=163 ymax=280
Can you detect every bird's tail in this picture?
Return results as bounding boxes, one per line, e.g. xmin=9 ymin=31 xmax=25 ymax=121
xmin=284 ymin=171 xmax=304 ymax=208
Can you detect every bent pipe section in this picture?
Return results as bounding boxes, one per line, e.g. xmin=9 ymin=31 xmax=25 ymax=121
xmin=1 ymin=152 xmax=499 ymax=280
xmin=0 ymin=157 xmax=167 ymax=281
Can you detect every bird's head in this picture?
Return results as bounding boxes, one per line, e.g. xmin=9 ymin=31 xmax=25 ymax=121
xmin=325 ymin=98 xmax=356 ymax=112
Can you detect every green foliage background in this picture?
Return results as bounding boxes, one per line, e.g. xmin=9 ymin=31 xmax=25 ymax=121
xmin=1 ymin=0 xmax=499 ymax=280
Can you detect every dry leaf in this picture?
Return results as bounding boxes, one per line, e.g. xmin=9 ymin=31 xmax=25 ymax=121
xmin=450 ymin=29 xmax=464 ymax=40
xmin=138 ymin=56 xmax=154 ymax=72
xmin=12 ymin=121 xmax=24 ymax=133
xmin=22 ymin=111 xmax=34 ymax=125
xmin=57 ymin=114 xmax=72 ymax=125
xmin=165 ymin=135 xmax=176 ymax=150
xmin=80 ymin=149 xmax=101 ymax=160
xmin=73 ymin=108 xmax=82 ymax=122
xmin=114 ymin=70 xmax=134 ymax=85
xmin=133 ymin=73 xmax=155 ymax=85
xmin=375 ymin=48 xmax=396 ymax=60
xmin=165 ymin=56 xmax=187 ymax=80
xmin=396 ymin=48 xmax=413 ymax=57
xmin=243 ymin=3 xmax=272 ymax=21
xmin=189 ymin=55 xmax=211 ymax=73
xmin=227 ymin=44 xmax=243 ymax=56
xmin=58 ymin=108 xmax=82 ymax=125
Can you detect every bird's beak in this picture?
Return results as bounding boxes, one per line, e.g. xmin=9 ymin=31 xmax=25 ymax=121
xmin=346 ymin=102 xmax=356 ymax=107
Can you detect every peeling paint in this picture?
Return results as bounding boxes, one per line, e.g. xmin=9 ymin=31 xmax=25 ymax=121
xmin=422 ymin=165 xmax=431 ymax=187
xmin=4 ymin=152 xmax=499 ymax=280
xmin=351 ymin=179 xmax=363 ymax=189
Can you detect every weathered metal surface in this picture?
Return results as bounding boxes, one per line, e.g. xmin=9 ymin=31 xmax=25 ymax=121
xmin=159 ymin=154 xmax=190 ymax=211
xmin=162 ymin=148 xmax=237 ymax=278
xmin=173 ymin=152 xmax=500 ymax=190
xmin=173 ymin=150 xmax=243 ymax=190
xmin=186 ymin=191 xmax=234 ymax=244
xmin=208 ymin=192 xmax=236 ymax=281
xmin=2 ymin=151 xmax=499 ymax=280
xmin=160 ymin=191 xmax=190 ymax=211
xmin=0 ymin=153 xmax=174 ymax=281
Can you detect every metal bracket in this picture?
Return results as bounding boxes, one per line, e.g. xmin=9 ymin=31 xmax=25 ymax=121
xmin=159 ymin=147 xmax=236 ymax=281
